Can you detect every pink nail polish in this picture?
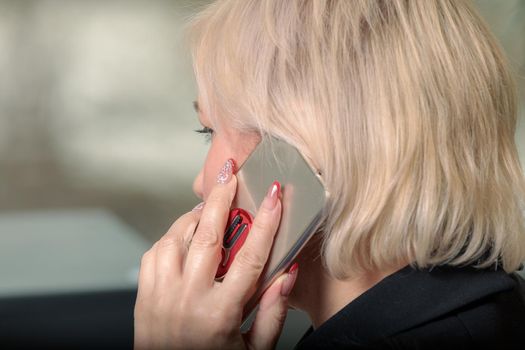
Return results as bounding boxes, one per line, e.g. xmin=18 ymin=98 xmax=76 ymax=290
xmin=263 ymin=181 xmax=280 ymax=209
xmin=216 ymin=159 xmax=235 ymax=184
xmin=192 ymin=202 xmax=205 ymax=211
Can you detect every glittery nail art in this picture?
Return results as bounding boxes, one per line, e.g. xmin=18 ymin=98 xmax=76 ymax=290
xmin=192 ymin=202 xmax=205 ymax=211
xmin=216 ymin=159 xmax=235 ymax=184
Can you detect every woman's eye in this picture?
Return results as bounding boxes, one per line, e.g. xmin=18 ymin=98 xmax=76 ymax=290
xmin=194 ymin=126 xmax=214 ymax=143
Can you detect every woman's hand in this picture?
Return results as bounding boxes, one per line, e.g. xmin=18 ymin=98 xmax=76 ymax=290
xmin=134 ymin=159 xmax=298 ymax=350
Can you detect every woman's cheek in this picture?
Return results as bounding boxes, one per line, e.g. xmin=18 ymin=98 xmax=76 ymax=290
xmin=202 ymin=144 xmax=227 ymax=198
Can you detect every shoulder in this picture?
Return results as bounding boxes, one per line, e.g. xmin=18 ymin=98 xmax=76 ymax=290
xmin=295 ymin=267 xmax=525 ymax=350
xmin=380 ymin=274 xmax=525 ymax=349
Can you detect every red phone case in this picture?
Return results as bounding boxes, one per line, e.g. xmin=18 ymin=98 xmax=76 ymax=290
xmin=215 ymin=208 xmax=253 ymax=279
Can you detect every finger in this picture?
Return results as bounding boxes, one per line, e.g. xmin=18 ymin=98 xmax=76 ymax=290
xmin=184 ymin=159 xmax=237 ymax=288
xmin=245 ymin=264 xmax=299 ymax=350
xmin=153 ymin=209 xmax=202 ymax=290
xmin=222 ymin=181 xmax=282 ymax=304
xmin=136 ymin=245 xmax=157 ymax=301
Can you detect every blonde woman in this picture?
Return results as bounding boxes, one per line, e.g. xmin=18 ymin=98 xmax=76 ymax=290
xmin=134 ymin=0 xmax=525 ymax=349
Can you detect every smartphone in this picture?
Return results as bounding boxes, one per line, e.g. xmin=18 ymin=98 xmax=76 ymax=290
xmin=214 ymin=136 xmax=327 ymax=324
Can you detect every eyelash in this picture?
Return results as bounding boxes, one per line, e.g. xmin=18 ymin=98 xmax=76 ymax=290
xmin=194 ymin=126 xmax=214 ymax=143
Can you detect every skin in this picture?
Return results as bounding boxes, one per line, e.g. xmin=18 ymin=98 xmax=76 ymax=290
xmin=134 ymin=105 xmax=405 ymax=349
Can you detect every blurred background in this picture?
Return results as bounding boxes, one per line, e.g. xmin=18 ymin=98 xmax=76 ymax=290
xmin=0 ymin=0 xmax=524 ymax=348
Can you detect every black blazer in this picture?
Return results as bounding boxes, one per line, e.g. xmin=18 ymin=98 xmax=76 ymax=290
xmin=295 ymin=265 xmax=525 ymax=349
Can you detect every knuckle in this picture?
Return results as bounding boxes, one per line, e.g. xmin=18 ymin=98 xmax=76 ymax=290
xmin=207 ymin=193 xmax=231 ymax=210
xmin=251 ymin=217 xmax=269 ymax=234
xmin=151 ymin=294 xmax=170 ymax=315
xmin=235 ymin=248 xmax=265 ymax=272
xmin=177 ymin=297 xmax=191 ymax=315
xmin=169 ymin=212 xmax=199 ymax=233
xmin=140 ymin=249 xmax=154 ymax=266
xmin=157 ymin=235 xmax=185 ymax=249
xmin=206 ymin=184 xmax=234 ymax=207
xmin=269 ymin=309 xmax=287 ymax=334
xmin=191 ymin=225 xmax=219 ymax=247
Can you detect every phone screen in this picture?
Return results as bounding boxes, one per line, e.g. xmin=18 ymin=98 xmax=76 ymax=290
xmin=225 ymin=136 xmax=327 ymax=323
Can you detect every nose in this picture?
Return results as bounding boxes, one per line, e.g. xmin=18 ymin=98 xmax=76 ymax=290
xmin=193 ymin=168 xmax=204 ymax=200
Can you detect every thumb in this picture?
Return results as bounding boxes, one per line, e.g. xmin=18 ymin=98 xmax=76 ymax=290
xmin=245 ymin=263 xmax=299 ymax=350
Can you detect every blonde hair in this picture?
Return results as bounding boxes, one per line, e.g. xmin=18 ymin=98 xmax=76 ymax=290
xmin=187 ymin=0 xmax=525 ymax=277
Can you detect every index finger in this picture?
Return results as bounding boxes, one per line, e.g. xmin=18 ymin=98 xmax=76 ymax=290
xmin=222 ymin=181 xmax=282 ymax=304
xmin=184 ymin=160 xmax=237 ymax=289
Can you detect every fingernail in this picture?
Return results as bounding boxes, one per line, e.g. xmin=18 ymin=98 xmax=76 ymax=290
xmin=216 ymin=159 xmax=235 ymax=184
xmin=262 ymin=181 xmax=280 ymax=210
xmin=192 ymin=202 xmax=205 ymax=211
xmin=281 ymin=263 xmax=299 ymax=297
